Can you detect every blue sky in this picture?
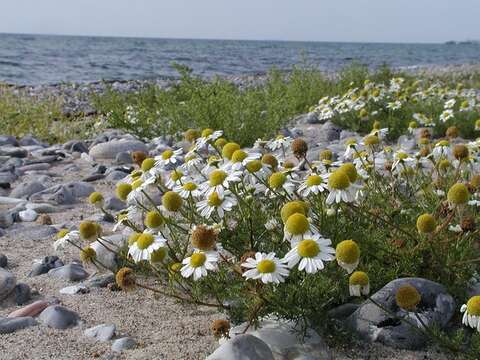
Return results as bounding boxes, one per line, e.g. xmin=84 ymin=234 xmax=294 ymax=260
xmin=1 ymin=0 xmax=478 ymax=43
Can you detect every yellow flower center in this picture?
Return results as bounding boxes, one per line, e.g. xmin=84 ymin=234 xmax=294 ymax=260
xmin=79 ymin=221 xmax=98 ymax=240
xmin=162 ymin=191 xmax=183 ymax=212
xmin=116 ymin=183 xmax=132 ymax=201
xmin=339 ymin=163 xmax=358 ymax=183
xmin=141 ymin=158 xmax=156 ymax=172
xmin=306 ymin=175 xmax=322 ymax=187
xmin=144 ymin=211 xmax=164 ymax=229
xmin=280 ymin=201 xmax=307 ymax=223
xmin=436 ymin=140 xmax=449 ymax=147
xmin=246 ymin=160 xmax=262 ymax=173
xmin=150 ymin=248 xmax=167 ymax=263
xmin=209 ymin=170 xmax=228 ymax=186
xmin=261 ymin=154 xmax=278 ymax=168
xmin=137 ymin=233 xmax=154 ymax=250
xmin=467 ymin=296 xmax=480 ymax=316
xmin=131 ymin=179 xmax=143 ymax=190
xmin=257 ymin=259 xmax=276 ymax=273
xmin=207 ymin=192 xmax=223 ymax=207
xmin=397 ymin=152 xmax=409 ymax=160
xmin=416 ymin=214 xmax=436 ymax=233
xmin=215 ymin=138 xmax=227 ymax=148
xmin=336 ymin=240 xmax=360 ymax=264
xmin=269 ymin=172 xmax=286 ymax=189
xmin=297 ymin=239 xmax=320 ymax=258
xmin=349 ymin=271 xmax=369 ymax=286
xmin=285 ymin=213 xmax=309 ymax=235
xmin=190 ymin=253 xmax=207 ymax=268
xmin=162 ymin=149 xmax=174 ymax=160
xmin=56 ymin=229 xmax=69 ymax=239
xmin=128 ymin=232 xmax=141 ymax=246
xmin=395 ymin=284 xmax=421 ymax=311
xmin=319 ymin=150 xmax=332 ymax=161
xmin=201 ymin=128 xmax=214 ymax=137
xmin=222 ymin=142 xmax=241 ymax=160
xmin=170 ymin=170 xmax=184 ymax=181
xmin=345 ymin=138 xmax=357 ymax=146
xmin=231 ymin=150 xmax=247 ymax=163
xmin=364 ymin=135 xmax=379 ymax=146
xmin=447 ymin=183 xmax=469 ymax=205
xmin=183 ymin=182 xmax=198 ymax=191
xmin=328 ymin=170 xmax=350 ymax=190
xmin=88 ymin=192 xmax=104 ymax=205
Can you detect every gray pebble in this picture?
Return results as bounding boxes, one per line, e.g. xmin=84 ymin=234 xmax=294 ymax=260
xmin=111 ymin=337 xmax=136 ymax=352
xmin=49 ymin=263 xmax=89 ymax=281
xmin=0 ymin=317 xmax=37 ymax=334
xmin=39 ymin=305 xmax=79 ymax=329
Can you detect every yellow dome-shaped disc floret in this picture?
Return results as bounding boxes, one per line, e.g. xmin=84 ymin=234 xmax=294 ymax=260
xmin=470 ymin=175 xmax=480 ymax=189
xmin=150 ymin=248 xmax=167 ymax=263
xmin=222 ymin=142 xmax=241 ymax=160
xmin=339 ymin=163 xmax=358 ymax=183
xmin=161 ymin=149 xmax=174 ymax=160
xmin=201 ymin=128 xmax=214 ymax=137
xmin=56 ymin=229 xmax=69 ymax=239
xmin=80 ymin=246 xmax=97 ymax=264
xmin=364 ymin=135 xmax=379 ymax=146
xmin=306 ymin=174 xmax=323 ymax=187
xmin=137 ymin=233 xmax=154 ymax=250
xmin=416 ymin=214 xmax=436 ymax=233
xmin=246 ymin=160 xmax=262 ymax=173
xmin=269 ymin=172 xmax=286 ymax=189
xmin=191 ymin=225 xmax=218 ymax=251
xmin=447 ymin=183 xmax=469 ymax=205
xmin=336 ymin=240 xmax=360 ymax=264
xmin=170 ymin=170 xmax=183 ymax=182
xmin=297 ymin=239 xmax=320 ymax=258
xmin=231 ymin=150 xmax=247 ymax=163
xmin=257 ymin=259 xmax=276 ymax=273
xmin=409 ymin=121 xmax=418 ymax=129
xmin=144 ymin=211 xmax=164 ymax=229
xmin=183 ymin=182 xmax=198 ymax=191
xmin=190 ymin=252 xmax=207 ymax=268
xmin=359 ymin=108 xmax=369 ymax=118
xmin=395 ymin=284 xmax=421 ymax=311
xmin=116 ymin=183 xmax=132 ymax=201
xmin=88 ymin=191 xmax=104 ymax=206
xmin=349 ymin=271 xmax=369 ymax=286
xmin=214 ymin=137 xmax=227 ymax=148
xmin=283 ymin=161 xmax=295 ymax=169
xmin=141 ymin=158 xmax=156 ymax=172
xmin=207 ymin=192 xmax=223 ymax=207
xmin=79 ymin=221 xmax=99 ymax=241
xmin=280 ymin=201 xmax=308 ymax=223
xmin=162 ymin=191 xmax=183 ymax=212
xmin=328 ymin=170 xmax=351 ymax=190
xmin=372 ymin=120 xmax=381 ymax=130
xmin=128 ymin=232 xmax=141 ymax=246
xmin=320 ymin=149 xmax=333 ymax=161
xmin=446 ymin=126 xmax=459 ymax=138
xmin=170 ymin=262 xmax=182 ymax=272
xmin=116 ymin=267 xmax=136 ymax=291
xmin=184 ymin=129 xmax=200 ymax=143
xmin=131 ymin=179 xmax=143 ymax=190
xmin=467 ymin=296 xmax=480 ymax=316
xmin=261 ymin=153 xmax=278 ymax=169
xmin=285 ymin=213 xmax=310 ymax=235
xmin=438 ymin=159 xmax=451 ymax=171
xmin=209 ymin=170 xmax=227 ymax=187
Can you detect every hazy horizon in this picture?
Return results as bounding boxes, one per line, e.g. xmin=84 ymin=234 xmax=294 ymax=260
xmin=1 ymin=0 xmax=479 ymax=43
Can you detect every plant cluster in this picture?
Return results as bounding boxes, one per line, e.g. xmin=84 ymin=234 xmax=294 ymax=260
xmin=55 ymin=117 xmax=480 ymax=354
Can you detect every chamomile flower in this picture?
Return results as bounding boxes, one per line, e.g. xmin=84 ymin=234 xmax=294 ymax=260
xmin=195 ymin=129 xmax=223 ymax=150
xmin=128 ymin=233 xmax=167 ymax=263
xmin=298 ymin=173 xmax=328 ymax=196
xmin=326 ymin=170 xmax=360 ymax=205
xmin=461 ymin=296 xmax=480 ymax=331
xmin=432 ymin=140 xmax=451 ymax=160
xmin=349 ymin=271 xmax=370 ymax=297
xmin=226 ymin=150 xmax=261 ymax=171
xmin=174 ymin=181 xmax=202 ymax=198
xmin=267 ymin=135 xmax=293 ymax=152
xmin=165 ymin=170 xmax=185 ymax=189
xmin=242 ymin=252 xmax=289 ymax=284
xmin=155 ymin=148 xmax=183 ymax=167
xmin=283 ymin=234 xmax=335 ymax=273
xmin=267 ymin=172 xmax=296 ymax=195
xmin=53 ymin=230 xmax=81 ymax=252
xmin=181 ymin=250 xmax=218 ymax=281
xmin=283 ymin=213 xmax=317 ymax=243
xmin=343 ymin=138 xmax=358 ymax=160
xmin=439 ymin=109 xmax=454 ymax=123
xmin=202 ymin=169 xmax=242 ymax=196
xmin=336 ymin=240 xmax=360 ymax=273
xmin=196 ymin=191 xmax=237 ymax=219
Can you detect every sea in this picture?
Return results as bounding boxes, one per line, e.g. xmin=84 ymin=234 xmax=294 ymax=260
xmin=1 ymin=33 xmax=480 ymax=85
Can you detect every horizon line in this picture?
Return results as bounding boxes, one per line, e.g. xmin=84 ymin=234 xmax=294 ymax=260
xmin=0 ymin=31 xmax=459 ymax=45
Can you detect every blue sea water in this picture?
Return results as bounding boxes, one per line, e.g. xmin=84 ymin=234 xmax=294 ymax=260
xmin=0 ymin=33 xmax=479 ymax=85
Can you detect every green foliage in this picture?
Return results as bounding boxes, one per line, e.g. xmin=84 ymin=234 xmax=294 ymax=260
xmin=0 ymin=85 xmax=96 ymax=142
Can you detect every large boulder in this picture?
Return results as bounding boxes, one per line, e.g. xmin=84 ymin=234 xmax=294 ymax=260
xmin=89 ymin=139 xmax=147 ymax=160
xmin=207 ymin=334 xmax=274 ymax=360
xmin=346 ymin=277 xmax=455 ymax=350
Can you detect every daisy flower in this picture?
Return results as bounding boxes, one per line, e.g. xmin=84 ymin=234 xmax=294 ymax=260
xmin=128 ymin=233 xmax=167 ymax=263
xmin=202 ymin=169 xmax=242 ymax=196
xmin=180 ymin=250 xmax=218 ymax=281
xmin=432 ymin=140 xmax=451 ymax=160
xmin=165 ymin=170 xmax=185 ymax=189
xmin=343 ymin=139 xmax=358 ymax=160
xmin=283 ymin=213 xmax=318 ymax=243
xmin=196 ymin=191 xmax=237 ymax=219
xmin=195 ymin=129 xmax=223 ymax=150
xmin=298 ymin=173 xmax=328 ymax=196
xmin=336 ymin=240 xmax=360 ymax=274
xmin=349 ymin=271 xmax=370 ymax=296
xmin=283 ymin=234 xmax=335 ymax=273
xmin=242 ymin=252 xmax=289 ymax=284
xmin=461 ymin=296 xmax=480 ymax=331
xmin=155 ymin=148 xmax=183 ymax=167
xmin=174 ymin=181 xmax=202 ymax=199
xmin=226 ymin=150 xmax=261 ymax=172
xmin=267 ymin=135 xmax=293 ymax=152
xmin=439 ymin=109 xmax=454 ymax=123
xmin=53 ymin=230 xmax=81 ymax=252
xmin=267 ymin=171 xmax=296 ymax=196
xmin=326 ymin=170 xmax=360 ymax=205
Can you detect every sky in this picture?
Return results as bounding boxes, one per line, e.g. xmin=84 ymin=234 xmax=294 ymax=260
xmin=1 ymin=0 xmax=479 ymax=43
